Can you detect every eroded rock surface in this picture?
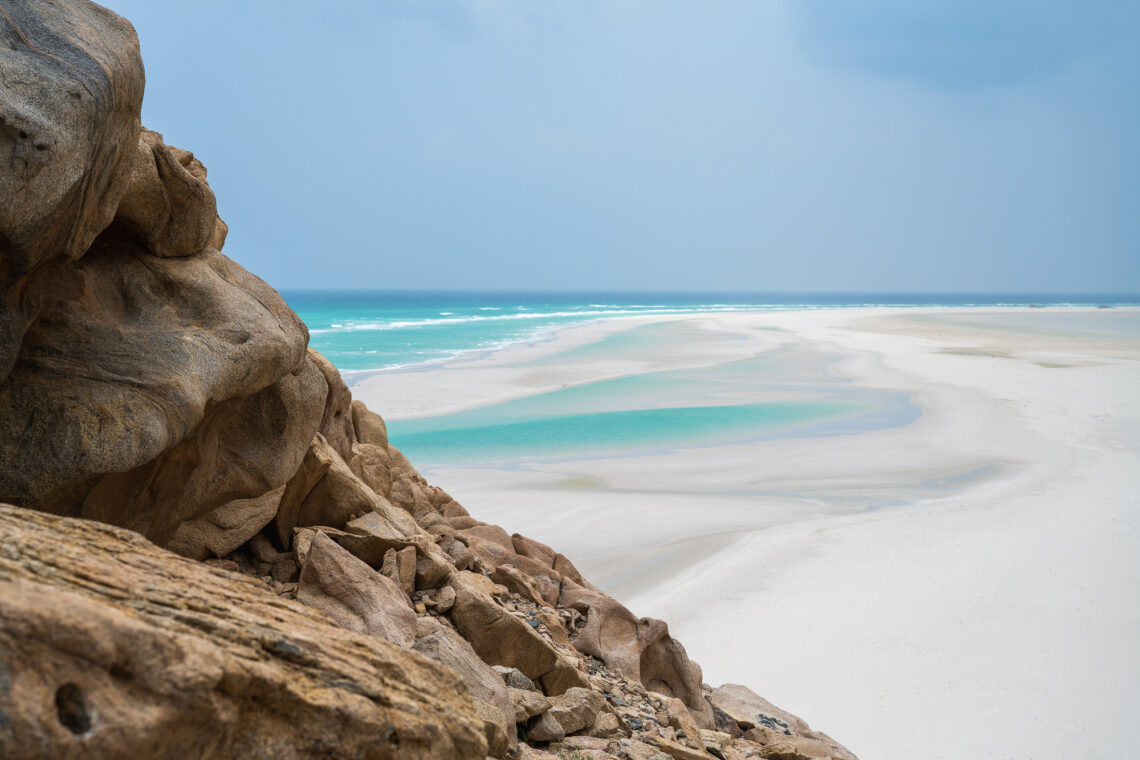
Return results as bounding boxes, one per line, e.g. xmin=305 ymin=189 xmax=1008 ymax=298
xmin=296 ymin=531 xmax=417 ymax=647
xmin=0 ymin=2 xmax=321 ymax=541
xmin=0 ymin=504 xmax=486 ymax=760
xmin=0 ymin=0 xmax=144 ymax=381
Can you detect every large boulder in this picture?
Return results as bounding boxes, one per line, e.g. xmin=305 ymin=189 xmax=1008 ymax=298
xmin=709 ymin=685 xmax=857 ymax=760
xmin=0 ymin=237 xmax=324 ymax=543
xmin=442 ymin=574 xmax=588 ymax=697
xmin=559 ymin=584 xmax=710 ymax=723
xmin=113 ymin=128 xmax=222 ymax=258
xmin=447 ymin=571 xmax=588 ymax=696
xmin=0 ymin=0 xmax=324 ymax=543
xmin=166 ymin=485 xmax=286 ymax=560
xmin=447 ymin=571 xmax=559 ymax=680
xmin=352 ymin=399 xmax=389 ymax=447
xmin=309 ymin=348 xmax=357 ymax=460
xmin=295 ymin=531 xmax=417 ymax=647
xmin=273 ymin=433 xmax=418 ymax=549
xmin=0 ymin=503 xmax=486 ymax=759
xmin=413 ymin=624 xmax=517 ymax=756
xmin=0 ymin=0 xmax=144 ymax=382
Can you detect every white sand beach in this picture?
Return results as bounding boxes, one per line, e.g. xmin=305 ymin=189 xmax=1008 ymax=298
xmin=352 ymin=307 xmax=1140 ymax=760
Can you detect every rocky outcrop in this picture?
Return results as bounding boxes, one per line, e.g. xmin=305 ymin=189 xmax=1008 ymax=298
xmin=167 ymin=485 xmax=287 ymax=561
xmin=113 ymin=127 xmax=222 ymax=258
xmin=0 ymin=3 xmax=322 ymax=543
xmin=0 ymin=504 xmax=486 ymax=760
xmin=0 ymin=2 xmax=858 ymax=759
xmin=0 ymin=239 xmax=326 ymax=543
xmin=0 ymin=0 xmax=144 ymax=381
xmin=707 ymin=685 xmax=857 ymax=760
xmin=296 ymin=532 xmax=418 ymax=647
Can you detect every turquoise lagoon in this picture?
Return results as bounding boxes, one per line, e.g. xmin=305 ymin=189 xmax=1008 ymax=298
xmin=383 ymin=375 xmax=862 ymax=467
xmin=379 ymin=350 xmax=919 ymax=467
xmin=283 ymin=291 xmax=1132 ymax=467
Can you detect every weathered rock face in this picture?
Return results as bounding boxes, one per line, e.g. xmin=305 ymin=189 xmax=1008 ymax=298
xmin=0 ymin=0 xmax=144 ymax=381
xmin=708 ymin=685 xmax=859 ymax=760
xmin=0 ymin=239 xmax=326 ymax=542
xmin=0 ymin=2 xmax=323 ymax=543
xmin=559 ymin=583 xmax=710 ymax=720
xmin=0 ymin=2 xmax=859 ymax=759
xmin=113 ymin=127 xmax=223 ymax=258
xmin=167 ymin=485 xmax=287 ymax=561
xmin=296 ymin=532 xmax=417 ymax=647
xmin=0 ymin=504 xmax=487 ymax=760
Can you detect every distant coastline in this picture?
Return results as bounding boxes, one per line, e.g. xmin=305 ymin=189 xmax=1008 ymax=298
xmin=283 ymin=290 xmax=1140 ymax=378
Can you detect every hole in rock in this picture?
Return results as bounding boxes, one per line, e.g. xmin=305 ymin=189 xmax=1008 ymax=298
xmin=55 ymin=683 xmax=91 ymax=735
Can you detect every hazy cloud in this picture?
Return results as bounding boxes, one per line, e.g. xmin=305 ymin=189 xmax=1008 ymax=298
xmin=790 ymin=0 xmax=1140 ymax=89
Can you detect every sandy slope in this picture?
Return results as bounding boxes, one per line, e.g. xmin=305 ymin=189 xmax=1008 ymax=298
xmin=353 ymin=307 xmax=1140 ymax=759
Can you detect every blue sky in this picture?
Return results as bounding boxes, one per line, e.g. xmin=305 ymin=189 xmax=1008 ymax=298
xmin=104 ymin=0 xmax=1139 ymax=292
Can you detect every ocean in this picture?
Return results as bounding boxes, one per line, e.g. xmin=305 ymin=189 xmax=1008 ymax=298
xmin=283 ymin=291 xmax=1137 ymax=467
xmin=283 ymin=290 xmax=1139 ymax=376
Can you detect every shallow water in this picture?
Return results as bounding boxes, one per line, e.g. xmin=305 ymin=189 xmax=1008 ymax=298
xmin=388 ymin=398 xmax=865 ymax=465
xmin=386 ymin=345 xmax=919 ymax=466
xmin=283 ymin=290 xmax=1139 ymax=373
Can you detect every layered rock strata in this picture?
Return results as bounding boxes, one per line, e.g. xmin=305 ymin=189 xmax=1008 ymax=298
xmin=0 ymin=2 xmax=858 ymax=759
xmin=0 ymin=504 xmax=486 ymax=760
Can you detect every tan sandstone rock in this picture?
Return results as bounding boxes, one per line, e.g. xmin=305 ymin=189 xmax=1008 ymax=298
xmin=645 ymin=736 xmax=714 ymax=760
xmin=611 ymin=738 xmax=674 ymax=760
xmin=0 ymin=3 xmax=323 ymax=539
xmin=312 ymin=519 xmax=452 ymax=593
xmin=527 ymin=711 xmax=566 ymax=743
xmin=532 ymin=686 xmax=608 ymax=738
xmin=350 ymin=441 xmax=395 ymax=500
xmin=0 ymin=503 xmax=485 ymax=759
xmin=0 ymin=243 xmax=325 ymax=542
xmin=113 ymin=128 xmax=219 ymax=257
xmin=309 ymin=348 xmax=357 ymax=461
xmin=470 ymin=696 xmax=516 ymax=758
xmin=560 ymin=585 xmax=710 ymax=723
xmin=709 ymin=685 xmax=856 ymax=760
xmin=273 ymin=433 xmax=417 ymax=547
xmin=448 ymin=570 xmax=558 ymax=679
xmin=296 ymin=532 xmax=416 ymax=647
xmin=588 ymin=712 xmax=629 ymax=739
xmin=447 ymin=571 xmax=588 ymax=696
xmin=412 ymin=625 xmax=516 ymax=755
xmin=661 ymin=696 xmax=705 ymax=749
xmin=757 ymin=735 xmax=852 ymax=760
xmin=352 ymin=398 xmax=390 ymax=448
xmin=510 ymin=687 xmax=552 ymax=722
xmin=491 ymin=563 xmax=548 ymax=606
xmin=166 ymin=485 xmax=286 ymax=560
xmin=0 ymin=6 xmax=860 ymax=760
xmin=0 ymin=0 xmax=143 ymax=382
